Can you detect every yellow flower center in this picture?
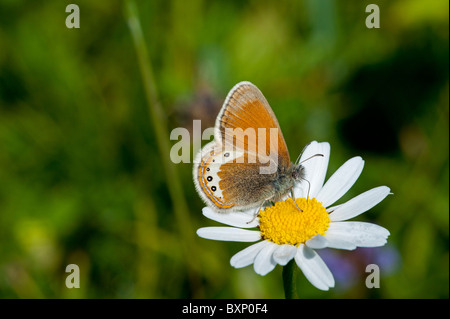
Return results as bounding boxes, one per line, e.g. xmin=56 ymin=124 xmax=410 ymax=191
xmin=258 ymin=198 xmax=330 ymax=246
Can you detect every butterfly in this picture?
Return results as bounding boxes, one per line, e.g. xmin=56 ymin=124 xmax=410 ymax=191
xmin=193 ymin=81 xmax=311 ymax=213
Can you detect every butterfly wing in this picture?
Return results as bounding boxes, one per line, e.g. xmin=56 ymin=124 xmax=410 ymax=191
xmin=215 ymin=81 xmax=291 ymax=169
xmin=193 ymin=142 xmax=279 ymax=212
xmin=193 ymin=81 xmax=291 ymax=212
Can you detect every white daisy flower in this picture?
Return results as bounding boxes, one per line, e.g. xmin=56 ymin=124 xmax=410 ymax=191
xmin=196 ymin=141 xmax=391 ymax=291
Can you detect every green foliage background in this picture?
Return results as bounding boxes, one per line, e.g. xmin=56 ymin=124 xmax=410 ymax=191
xmin=0 ymin=0 xmax=448 ymax=298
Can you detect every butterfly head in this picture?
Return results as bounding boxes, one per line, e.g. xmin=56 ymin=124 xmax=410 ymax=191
xmin=291 ymin=164 xmax=306 ymax=182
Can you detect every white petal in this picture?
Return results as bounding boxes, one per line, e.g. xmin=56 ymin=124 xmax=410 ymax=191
xmin=328 ymin=186 xmax=391 ymax=221
xmin=202 ymin=207 xmax=259 ymax=228
xmin=323 ymin=233 xmax=357 ymax=250
xmin=253 ymin=241 xmax=278 ymax=276
xmin=326 ymin=222 xmax=390 ymax=247
xmin=316 ymin=157 xmax=364 ymax=208
xmin=294 ymin=141 xmax=330 ymax=199
xmin=230 ymin=240 xmax=268 ymax=268
xmin=306 ymin=234 xmax=328 ymax=249
xmin=295 ymin=244 xmax=335 ymax=291
xmin=272 ymin=244 xmax=297 ymax=266
xmin=196 ymin=227 xmax=261 ymax=242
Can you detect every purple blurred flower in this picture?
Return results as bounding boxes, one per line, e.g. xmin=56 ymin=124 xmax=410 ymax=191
xmin=319 ymin=244 xmax=400 ymax=291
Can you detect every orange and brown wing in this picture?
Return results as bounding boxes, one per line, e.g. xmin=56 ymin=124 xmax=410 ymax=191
xmin=193 ymin=143 xmax=277 ymax=211
xmin=194 ymin=143 xmax=236 ymax=210
xmin=215 ymin=81 xmax=291 ymax=169
xmin=193 ymin=82 xmax=291 ymax=212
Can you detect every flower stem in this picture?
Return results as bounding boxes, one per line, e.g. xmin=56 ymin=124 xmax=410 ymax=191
xmin=282 ymin=260 xmax=298 ymax=299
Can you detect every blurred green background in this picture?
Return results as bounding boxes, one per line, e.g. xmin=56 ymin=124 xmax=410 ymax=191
xmin=0 ymin=0 xmax=448 ymax=298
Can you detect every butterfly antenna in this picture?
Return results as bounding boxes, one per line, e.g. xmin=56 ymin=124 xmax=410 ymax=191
xmin=299 ymin=153 xmax=322 ymax=202
xmin=299 ymin=153 xmax=324 ymax=165
xmin=301 ymin=177 xmax=311 ymax=201
xmin=295 ymin=142 xmax=311 ymax=165
xmin=294 ymin=152 xmax=302 ymax=165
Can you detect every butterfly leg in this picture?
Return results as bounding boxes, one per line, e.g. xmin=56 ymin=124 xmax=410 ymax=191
xmin=246 ymin=197 xmax=275 ymax=224
xmin=290 ymin=189 xmax=303 ymax=212
xmin=246 ymin=201 xmax=265 ymax=224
